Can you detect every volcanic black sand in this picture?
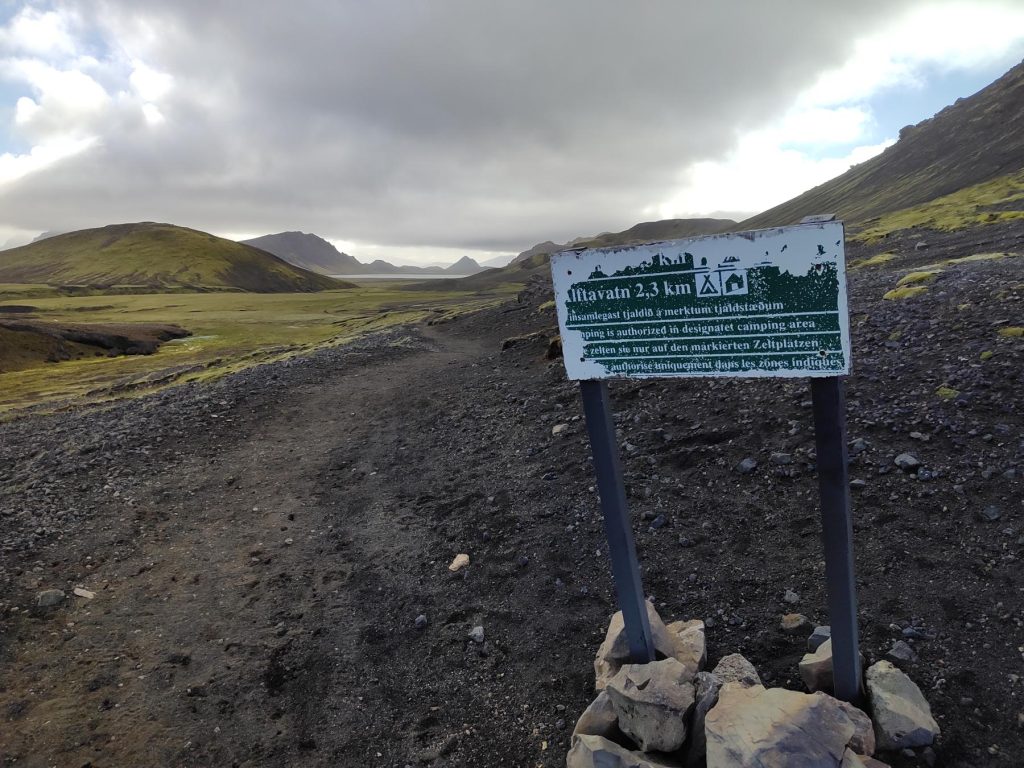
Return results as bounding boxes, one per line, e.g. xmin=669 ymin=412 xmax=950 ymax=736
xmin=0 ymin=225 xmax=1021 ymax=767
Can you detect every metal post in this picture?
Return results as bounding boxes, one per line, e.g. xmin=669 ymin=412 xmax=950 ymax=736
xmin=810 ymin=376 xmax=863 ymax=702
xmin=579 ymin=379 xmax=656 ymax=663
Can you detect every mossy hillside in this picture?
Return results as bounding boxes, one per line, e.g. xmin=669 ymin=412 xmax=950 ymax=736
xmin=0 ymin=223 xmax=348 ymax=292
xmin=0 ymin=286 xmax=494 ymax=413
xmin=854 ymin=171 xmax=1024 ymax=243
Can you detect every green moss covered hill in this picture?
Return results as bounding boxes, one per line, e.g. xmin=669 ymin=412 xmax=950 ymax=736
xmin=741 ymin=59 xmax=1024 ymax=229
xmin=0 ymin=223 xmax=351 ymax=292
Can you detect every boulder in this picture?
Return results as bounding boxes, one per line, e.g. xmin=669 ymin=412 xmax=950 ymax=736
xmin=688 ymin=655 xmax=763 ymax=765
xmin=567 ymin=734 xmax=675 ymax=768
xmin=799 ymin=638 xmax=834 ymax=692
xmin=705 ymin=683 xmax=867 ymax=767
xmin=594 ymin=602 xmax=680 ymax=690
xmin=866 ymin=661 xmax=940 ymax=750
xmin=666 ymin=618 xmax=706 ymax=675
xmin=605 ymin=658 xmax=696 ymax=753
xmin=572 ymin=691 xmax=620 ymax=742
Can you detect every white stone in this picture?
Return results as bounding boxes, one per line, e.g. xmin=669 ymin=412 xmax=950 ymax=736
xmin=605 ymin=658 xmax=695 ymax=753
xmin=866 ymin=661 xmax=940 ymax=750
xmin=448 ymin=553 xmax=470 ymax=571
xmin=687 ymin=655 xmax=762 ymax=766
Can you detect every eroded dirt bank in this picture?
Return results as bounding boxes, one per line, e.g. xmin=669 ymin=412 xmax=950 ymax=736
xmin=0 ymin=242 xmax=1022 ymax=767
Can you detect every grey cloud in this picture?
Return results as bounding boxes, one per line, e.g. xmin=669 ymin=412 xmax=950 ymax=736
xmin=2 ymin=1 xmax=926 ymax=253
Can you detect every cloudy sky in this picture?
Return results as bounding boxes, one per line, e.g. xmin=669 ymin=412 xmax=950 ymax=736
xmin=1 ymin=1 xmax=1023 ymax=266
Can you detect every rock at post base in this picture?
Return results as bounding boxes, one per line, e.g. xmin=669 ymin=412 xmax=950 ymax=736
xmin=705 ymin=683 xmax=867 ymax=768
xmin=593 ymin=601 xmax=682 ymax=690
xmin=572 ymin=691 xmax=621 ymax=742
xmin=799 ymin=638 xmax=834 ymax=693
xmin=835 ymin=699 xmax=876 ymax=756
xmin=866 ymin=660 xmax=940 ymax=750
xmin=687 ymin=654 xmax=763 ymax=766
xmin=566 ymin=734 xmax=675 ymax=768
xmin=605 ymin=658 xmax=696 ymax=753
xmin=665 ymin=618 xmax=706 ymax=675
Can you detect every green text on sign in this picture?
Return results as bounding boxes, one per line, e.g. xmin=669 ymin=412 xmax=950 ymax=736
xmin=551 ymin=222 xmax=851 ymax=379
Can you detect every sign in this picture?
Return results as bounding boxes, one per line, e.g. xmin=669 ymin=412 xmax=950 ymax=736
xmin=551 ymin=222 xmax=850 ymax=380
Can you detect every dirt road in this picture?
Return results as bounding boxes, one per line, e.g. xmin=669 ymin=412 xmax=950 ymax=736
xmin=1 ymin=251 xmax=1022 ymax=767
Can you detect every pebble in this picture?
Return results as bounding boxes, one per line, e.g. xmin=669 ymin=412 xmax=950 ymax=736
xmin=448 ymin=553 xmax=471 ymax=572
xmin=771 ymin=453 xmax=792 ymax=466
xmin=894 ymin=453 xmax=920 ymax=471
xmin=468 ymin=626 xmax=485 ymax=644
xmin=977 ymin=505 xmax=1001 ymax=522
xmin=780 ymin=613 xmax=811 ymax=634
xmin=783 ymin=589 xmax=800 ymax=605
xmin=735 ymin=457 xmax=758 ymax=475
xmin=551 ymin=423 xmax=569 ymax=436
xmin=517 ymin=555 xmax=529 ymax=568
xmin=415 ymin=614 xmax=428 ymax=630
xmin=849 ymin=478 xmax=866 ymax=491
xmin=886 ymin=640 xmax=918 ymax=667
xmin=649 ymin=514 xmax=667 ymax=530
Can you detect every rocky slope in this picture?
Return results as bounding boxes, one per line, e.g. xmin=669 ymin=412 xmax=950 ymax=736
xmin=0 ymin=219 xmax=1020 ymax=766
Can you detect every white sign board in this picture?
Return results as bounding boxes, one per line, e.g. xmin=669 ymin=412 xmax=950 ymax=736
xmin=551 ymin=222 xmax=851 ymax=380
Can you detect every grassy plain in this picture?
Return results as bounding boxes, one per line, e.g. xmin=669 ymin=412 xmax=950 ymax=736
xmin=0 ymin=284 xmax=513 ymax=414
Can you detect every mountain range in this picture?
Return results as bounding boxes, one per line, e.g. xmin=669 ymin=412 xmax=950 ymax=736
xmin=241 ymin=232 xmax=486 ymax=276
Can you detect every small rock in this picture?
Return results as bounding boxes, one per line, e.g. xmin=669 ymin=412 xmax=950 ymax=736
xmin=866 ymin=660 xmax=940 ymax=749
xmin=894 ymin=453 xmax=920 ymax=472
xmin=566 ymin=734 xmax=673 ymax=768
xmin=783 ymin=589 xmax=800 ymax=605
xmin=808 ymin=625 xmax=831 ymax=652
xmin=909 ymin=431 xmax=929 ymax=441
xmin=73 ymin=587 xmax=96 ymax=600
xmin=799 ymin=638 xmax=834 ymax=692
xmin=781 ymin=613 xmax=811 ymax=634
xmin=849 ymin=478 xmax=867 ymax=491
xmin=849 ymin=438 xmax=869 ymax=456
xmin=448 ymin=553 xmax=470 ymax=572
xmin=886 ymin=640 xmax=917 ymax=668
xmin=649 ymin=514 xmax=667 ymax=530
xmin=977 ymin=505 xmax=1002 ymax=522
xmin=735 ymin=457 xmax=758 ymax=475
xmin=36 ymin=589 xmax=65 ymax=608
xmin=467 ymin=626 xmax=485 ymax=644
xmin=552 ymin=423 xmax=569 ymax=436
xmin=415 ymin=614 xmax=428 ymax=630
xmin=914 ymin=241 xmax=928 ymax=251
xmin=771 ymin=452 xmax=792 ymax=466
xmin=606 ymin=658 xmax=696 ymax=752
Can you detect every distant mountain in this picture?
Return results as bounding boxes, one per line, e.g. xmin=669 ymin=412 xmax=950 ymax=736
xmin=243 ymin=231 xmax=485 ymax=275
xmin=479 ymin=254 xmax=515 ymax=268
xmin=741 ymin=58 xmax=1024 ymax=229
xmin=242 ymin=232 xmax=362 ymax=274
xmin=32 ymin=230 xmax=66 ymax=243
xmin=0 ymin=223 xmax=348 ymax=292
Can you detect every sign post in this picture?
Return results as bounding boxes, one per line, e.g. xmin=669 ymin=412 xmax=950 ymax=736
xmin=580 ymin=379 xmax=656 ymax=663
xmin=552 ymin=221 xmax=863 ymax=701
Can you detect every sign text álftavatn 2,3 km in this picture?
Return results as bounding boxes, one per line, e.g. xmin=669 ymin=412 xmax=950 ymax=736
xmin=551 ymin=221 xmax=850 ymax=380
